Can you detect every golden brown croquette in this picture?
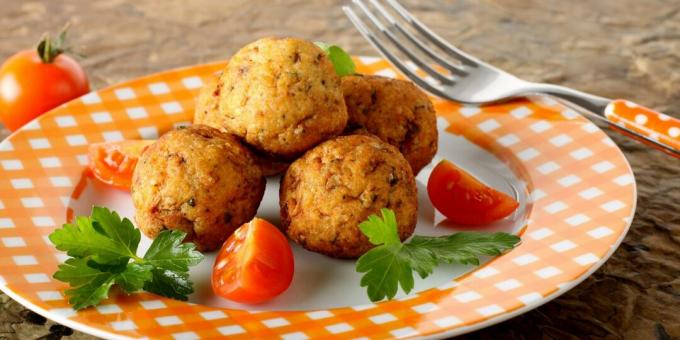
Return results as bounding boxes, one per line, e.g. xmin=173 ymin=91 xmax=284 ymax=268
xmin=280 ymin=134 xmax=418 ymax=259
xmin=131 ymin=125 xmax=265 ymax=251
xmin=342 ymin=74 xmax=438 ymax=175
xmin=195 ymin=37 xmax=348 ymax=160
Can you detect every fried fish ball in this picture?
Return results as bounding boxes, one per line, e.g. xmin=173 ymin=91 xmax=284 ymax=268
xmin=342 ymin=74 xmax=438 ymax=175
xmin=195 ymin=37 xmax=348 ymax=159
xmin=195 ymin=73 xmax=289 ymax=176
xmin=280 ymin=134 xmax=418 ymax=259
xmin=131 ymin=125 xmax=265 ymax=251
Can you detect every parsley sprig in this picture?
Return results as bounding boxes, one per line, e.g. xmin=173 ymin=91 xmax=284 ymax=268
xmin=356 ymin=209 xmax=520 ymax=302
xmin=49 ymin=207 xmax=203 ymax=310
xmin=315 ymin=42 xmax=356 ymax=76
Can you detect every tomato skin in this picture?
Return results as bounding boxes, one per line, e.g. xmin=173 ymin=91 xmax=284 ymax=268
xmin=88 ymin=140 xmax=154 ymax=190
xmin=0 ymin=50 xmax=89 ymax=131
xmin=212 ymin=218 xmax=294 ymax=304
xmin=427 ymin=160 xmax=519 ymax=225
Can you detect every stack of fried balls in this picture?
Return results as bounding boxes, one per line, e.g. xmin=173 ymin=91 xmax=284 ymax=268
xmin=132 ymin=37 xmax=438 ymax=257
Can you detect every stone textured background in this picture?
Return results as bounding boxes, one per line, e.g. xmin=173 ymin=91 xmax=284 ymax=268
xmin=1 ymin=1 xmax=679 ymax=339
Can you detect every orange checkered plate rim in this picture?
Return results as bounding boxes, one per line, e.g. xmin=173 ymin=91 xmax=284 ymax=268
xmin=0 ymin=57 xmax=635 ymax=339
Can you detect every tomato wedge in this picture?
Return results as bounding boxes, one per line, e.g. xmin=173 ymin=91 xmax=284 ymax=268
xmin=212 ymin=218 xmax=294 ymax=304
xmin=427 ymin=160 xmax=519 ymax=225
xmin=88 ymin=140 xmax=154 ymax=190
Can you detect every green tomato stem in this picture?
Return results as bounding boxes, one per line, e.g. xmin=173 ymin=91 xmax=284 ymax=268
xmin=35 ymin=22 xmax=70 ymax=63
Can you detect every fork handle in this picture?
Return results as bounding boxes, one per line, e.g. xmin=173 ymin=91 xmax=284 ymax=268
xmin=603 ymin=99 xmax=680 ymax=158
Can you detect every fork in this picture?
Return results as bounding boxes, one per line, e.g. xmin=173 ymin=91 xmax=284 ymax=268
xmin=343 ymin=0 xmax=680 ymax=158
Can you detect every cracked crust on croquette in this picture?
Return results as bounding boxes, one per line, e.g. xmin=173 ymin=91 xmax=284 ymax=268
xmin=195 ymin=37 xmax=348 ymax=160
xmin=342 ymin=74 xmax=438 ymax=175
xmin=280 ymin=134 xmax=418 ymax=259
xmin=131 ymin=125 xmax=265 ymax=251
xmin=195 ymin=74 xmax=290 ymax=176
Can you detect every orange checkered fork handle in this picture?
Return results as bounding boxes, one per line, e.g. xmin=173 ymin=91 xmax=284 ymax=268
xmin=604 ymin=99 xmax=680 ymax=158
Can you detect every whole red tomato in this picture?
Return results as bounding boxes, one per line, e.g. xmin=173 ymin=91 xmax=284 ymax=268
xmin=0 ymin=28 xmax=89 ymax=131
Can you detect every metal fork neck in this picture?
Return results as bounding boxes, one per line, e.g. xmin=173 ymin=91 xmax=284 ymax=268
xmin=526 ymin=83 xmax=611 ymax=115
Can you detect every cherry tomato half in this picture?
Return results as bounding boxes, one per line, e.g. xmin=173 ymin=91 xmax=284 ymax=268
xmin=427 ymin=160 xmax=519 ymax=225
xmin=212 ymin=218 xmax=294 ymax=304
xmin=88 ymin=140 xmax=154 ymax=190
xmin=0 ymin=50 xmax=88 ymax=131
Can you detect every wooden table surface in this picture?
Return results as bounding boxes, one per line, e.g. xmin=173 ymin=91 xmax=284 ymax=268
xmin=1 ymin=1 xmax=679 ymax=339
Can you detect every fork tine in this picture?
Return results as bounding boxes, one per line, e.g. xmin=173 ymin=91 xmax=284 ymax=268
xmin=385 ymin=0 xmax=479 ymax=67
xmin=368 ymin=0 xmax=468 ymax=77
xmin=352 ymin=0 xmax=455 ymax=85
xmin=343 ymin=5 xmax=451 ymax=100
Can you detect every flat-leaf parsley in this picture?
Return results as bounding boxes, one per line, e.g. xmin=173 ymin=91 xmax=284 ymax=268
xmin=315 ymin=42 xmax=356 ymax=76
xmin=356 ymin=208 xmax=520 ymax=302
xmin=49 ymin=207 xmax=203 ymax=310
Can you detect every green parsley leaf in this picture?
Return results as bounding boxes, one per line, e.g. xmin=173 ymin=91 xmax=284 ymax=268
xmin=115 ymin=263 xmax=153 ymax=293
xmin=54 ymin=258 xmax=117 ymax=310
xmin=359 ymin=208 xmax=401 ymax=246
xmin=91 ymin=206 xmax=141 ymax=255
xmin=144 ymin=230 xmax=203 ymax=272
xmin=49 ymin=214 xmax=137 ymax=265
xmin=357 ymin=244 xmax=413 ymax=302
xmin=144 ymin=268 xmax=194 ymax=301
xmin=315 ymin=41 xmax=356 ymax=76
xmin=356 ymin=209 xmax=520 ymax=302
xmin=66 ymin=275 xmax=116 ymax=311
xmin=54 ymin=257 xmax=108 ymax=287
xmin=64 ymin=272 xmax=114 ymax=310
xmin=49 ymin=206 xmax=204 ymax=310
xmin=408 ymin=232 xmax=520 ymax=266
xmin=400 ymin=242 xmax=437 ymax=279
